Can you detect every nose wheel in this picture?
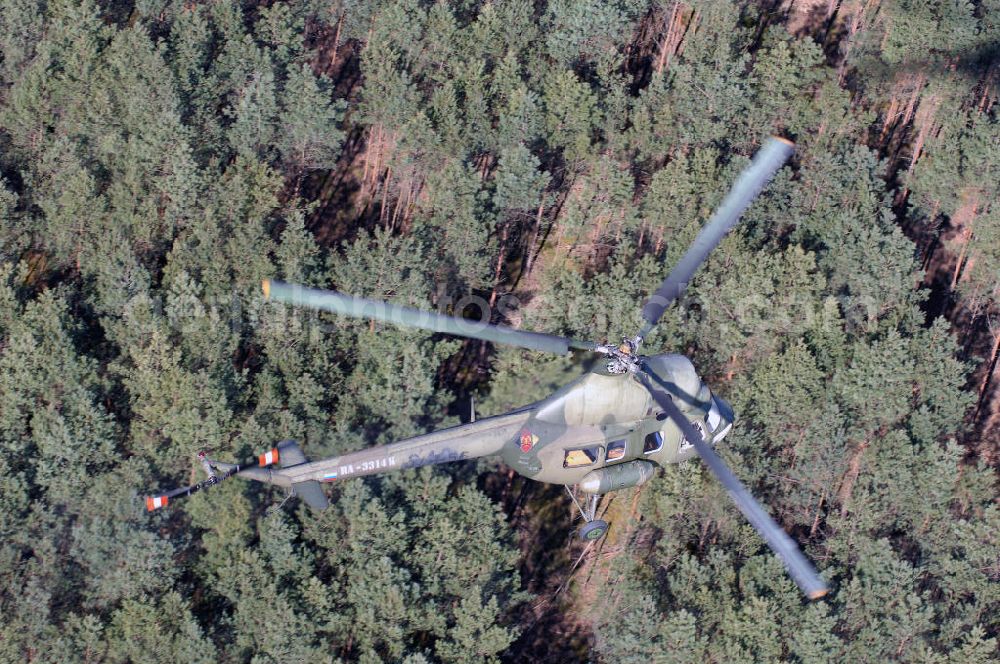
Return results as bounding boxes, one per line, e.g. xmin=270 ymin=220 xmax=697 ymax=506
xmin=566 ymin=486 xmax=609 ymax=542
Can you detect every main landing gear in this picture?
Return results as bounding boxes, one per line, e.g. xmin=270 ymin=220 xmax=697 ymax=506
xmin=566 ymin=486 xmax=609 ymax=542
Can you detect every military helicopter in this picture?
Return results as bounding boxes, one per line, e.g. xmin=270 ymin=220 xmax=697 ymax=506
xmin=146 ymin=137 xmax=828 ymax=599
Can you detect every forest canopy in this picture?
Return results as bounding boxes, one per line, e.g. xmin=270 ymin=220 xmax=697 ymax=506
xmin=0 ymin=0 xmax=997 ymax=662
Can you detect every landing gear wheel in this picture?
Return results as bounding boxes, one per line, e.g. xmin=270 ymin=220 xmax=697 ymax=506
xmin=579 ymin=519 xmax=609 ymax=542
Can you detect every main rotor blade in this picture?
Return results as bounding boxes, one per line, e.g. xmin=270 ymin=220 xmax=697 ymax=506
xmin=263 ymin=280 xmax=595 ymax=355
xmin=639 ymin=137 xmax=794 ymax=338
xmin=637 ymin=364 xmax=828 ymax=600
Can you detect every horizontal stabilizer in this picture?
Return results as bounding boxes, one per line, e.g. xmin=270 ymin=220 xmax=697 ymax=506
xmin=293 ymin=480 xmax=329 ymax=510
xmin=277 ymin=439 xmax=329 ymax=510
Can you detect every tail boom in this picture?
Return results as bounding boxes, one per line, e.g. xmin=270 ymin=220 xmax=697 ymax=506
xmin=145 ymin=410 xmax=531 ymax=513
xmin=279 ymin=408 xmax=532 ymax=486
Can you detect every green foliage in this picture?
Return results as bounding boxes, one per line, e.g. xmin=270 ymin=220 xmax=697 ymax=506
xmin=300 ymin=470 xmax=525 ymax=662
xmin=751 ymin=27 xmax=829 ymax=136
xmin=493 ymin=143 xmax=550 ymax=212
xmin=0 ymin=1 xmax=995 ymax=662
xmin=278 ymin=64 xmax=346 ymax=174
xmin=543 ymin=69 xmax=601 ymax=163
xmin=543 ymin=0 xmax=633 ymax=67
xmin=415 ymin=159 xmax=496 ymax=290
xmin=0 ymin=282 xmax=117 ymax=504
xmin=106 ymin=592 xmax=217 ymax=664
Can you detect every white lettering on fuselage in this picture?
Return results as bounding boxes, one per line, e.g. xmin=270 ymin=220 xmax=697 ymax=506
xmin=340 ymin=457 xmax=396 ymax=477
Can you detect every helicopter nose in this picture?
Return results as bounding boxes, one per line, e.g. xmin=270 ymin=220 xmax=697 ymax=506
xmin=711 ymin=395 xmax=735 ymax=443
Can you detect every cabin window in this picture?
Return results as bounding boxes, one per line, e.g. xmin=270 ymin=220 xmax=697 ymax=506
xmin=563 ymin=446 xmax=601 ymax=468
xmin=607 ymin=440 xmax=627 ymax=461
xmin=644 ymin=431 xmax=663 ymax=454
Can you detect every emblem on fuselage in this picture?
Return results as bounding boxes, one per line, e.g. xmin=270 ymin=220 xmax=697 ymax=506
xmin=519 ymin=430 xmax=539 ymax=452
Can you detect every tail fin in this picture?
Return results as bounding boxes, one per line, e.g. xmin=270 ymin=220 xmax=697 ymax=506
xmin=277 ymin=440 xmax=329 ymax=510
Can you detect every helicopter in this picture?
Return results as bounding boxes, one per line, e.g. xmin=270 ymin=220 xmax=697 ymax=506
xmin=146 ymin=137 xmax=828 ymax=599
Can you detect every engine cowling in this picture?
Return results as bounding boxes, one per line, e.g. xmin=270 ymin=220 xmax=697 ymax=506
xmin=579 ymin=460 xmax=656 ymax=495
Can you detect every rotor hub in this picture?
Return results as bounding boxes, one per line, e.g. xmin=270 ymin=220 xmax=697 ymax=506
xmin=597 ymin=336 xmax=643 ymax=374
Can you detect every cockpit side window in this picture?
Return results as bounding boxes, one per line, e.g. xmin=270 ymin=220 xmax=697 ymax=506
xmin=644 ymin=431 xmax=663 ymax=453
xmin=564 ymin=446 xmax=601 ymax=468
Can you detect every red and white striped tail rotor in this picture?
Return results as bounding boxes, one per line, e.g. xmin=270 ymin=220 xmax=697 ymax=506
xmin=146 ymin=445 xmax=285 ymax=513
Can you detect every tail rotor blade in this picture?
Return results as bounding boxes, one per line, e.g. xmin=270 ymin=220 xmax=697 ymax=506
xmin=263 ymin=280 xmax=595 ymax=355
xmin=639 ymin=137 xmax=794 ymax=338
xmin=146 ymin=481 xmax=211 ymax=511
xmin=638 ymin=364 xmax=828 ymax=600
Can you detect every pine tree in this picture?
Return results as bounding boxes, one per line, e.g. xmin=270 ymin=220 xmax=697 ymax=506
xmin=278 ymin=64 xmax=346 ymax=177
